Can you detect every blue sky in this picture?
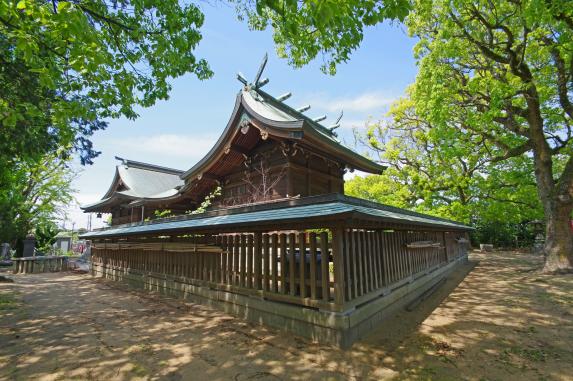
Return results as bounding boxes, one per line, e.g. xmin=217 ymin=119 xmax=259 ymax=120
xmin=68 ymin=3 xmax=418 ymax=230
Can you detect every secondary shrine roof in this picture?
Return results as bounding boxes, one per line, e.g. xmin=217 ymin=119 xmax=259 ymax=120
xmin=81 ymin=158 xmax=184 ymax=212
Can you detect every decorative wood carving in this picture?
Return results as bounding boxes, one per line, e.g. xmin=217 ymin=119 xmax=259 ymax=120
xmin=239 ymin=114 xmax=251 ymax=134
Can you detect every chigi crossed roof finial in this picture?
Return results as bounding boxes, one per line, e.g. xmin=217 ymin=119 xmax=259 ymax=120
xmin=237 ymin=53 xmax=269 ymax=90
xmin=236 ymin=54 xmax=344 ymax=137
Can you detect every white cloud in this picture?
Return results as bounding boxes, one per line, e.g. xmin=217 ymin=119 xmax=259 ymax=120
xmin=344 ymin=170 xmax=370 ymax=181
xmin=340 ymin=118 xmax=373 ymax=130
xmin=109 ymin=134 xmax=216 ymax=161
xmin=74 ymin=193 xmax=103 ymax=205
xmin=308 ymin=91 xmax=398 ymax=113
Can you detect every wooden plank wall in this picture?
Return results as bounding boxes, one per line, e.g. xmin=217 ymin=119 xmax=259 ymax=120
xmin=341 ymin=230 xmax=451 ymax=302
xmin=91 ymin=229 xmax=469 ymax=310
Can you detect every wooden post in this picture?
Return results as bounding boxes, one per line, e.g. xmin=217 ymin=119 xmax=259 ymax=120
xmin=298 ymin=232 xmax=306 ymax=298
xmin=279 ymin=233 xmax=287 ymax=294
xmin=355 ymin=230 xmax=363 ymax=296
xmin=247 ymin=234 xmax=253 ymax=288
xmin=319 ymin=232 xmax=330 ymax=301
xmin=240 ymin=234 xmax=247 ymax=287
xmin=288 ymin=233 xmax=296 ymax=296
xmin=254 ymin=232 xmax=262 ymax=290
xmin=271 ymin=233 xmax=278 ymax=293
xmin=331 ymin=227 xmax=346 ymax=306
xmin=309 ymin=232 xmax=317 ymax=300
xmin=263 ymin=234 xmax=270 ymax=291
xmin=221 ymin=235 xmax=228 ymax=283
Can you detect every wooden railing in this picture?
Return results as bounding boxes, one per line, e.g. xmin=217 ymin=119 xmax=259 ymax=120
xmin=91 ymin=228 xmax=469 ymax=312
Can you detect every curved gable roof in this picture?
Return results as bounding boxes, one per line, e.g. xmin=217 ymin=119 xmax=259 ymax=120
xmin=82 ymin=158 xmax=184 ymax=212
xmin=180 ymin=87 xmax=385 ymax=183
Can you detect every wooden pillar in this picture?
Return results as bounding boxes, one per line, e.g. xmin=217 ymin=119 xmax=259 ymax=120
xmin=298 ymin=232 xmax=306 ymax=298
xmin=309 ymin=232 xmax=317 ymax=300
xmin=240 ymin=234 xmax=246 ymax=287
xmin=288 ymin=233 xmax=296 ymax=296
xmin=319 ymin=232 xmax=330 ymax=301
xmin=279 ymin=233 xmax=287 ymax=294
xmin=262 ymin=234 xmax=270 ymax=291
xmin=271 ymin=233 xmax=278 ymax=293
xmin=331 ymin=227 xmax=346 ymax=306
xmin=246 ymin=234 xmax=253 ymax=288
xmin=253 ymin=232 xmax=262 ymax=290
xmin=305 ymin=157 xmax=311 ymax=196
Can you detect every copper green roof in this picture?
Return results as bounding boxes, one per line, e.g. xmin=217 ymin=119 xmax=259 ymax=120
xmin=180 ymin=83 xmax=385 ymax=182
xmin=81 ymin=194 xmax=472 ymax=239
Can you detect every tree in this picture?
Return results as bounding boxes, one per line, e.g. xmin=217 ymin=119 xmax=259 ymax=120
xmin=234 ymin=0 xmax=410 ymax=74
xmin=0 ymin=152 xmax=75 ymax=255
xmin=246 ymin=0 xmax=573 ymax=272
xmin=406 ymin=0 xmax=573 ymax=272
xmin=347 ymin=96 xmax=542 ymax=239
xmin=1 ymin=1 xmax=214 ymax=253
xmin=1 ymin=0 xmax=212 ymax=164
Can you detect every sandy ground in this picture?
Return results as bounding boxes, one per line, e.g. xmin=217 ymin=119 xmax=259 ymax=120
xmin=0 ymin=250 xmax=571 ymax=381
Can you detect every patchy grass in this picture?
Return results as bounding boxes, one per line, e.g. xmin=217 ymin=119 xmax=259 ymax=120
xmin=0 ymin=292 xmax=18 ymax=311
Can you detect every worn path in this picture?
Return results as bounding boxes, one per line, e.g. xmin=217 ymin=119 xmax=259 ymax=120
xmin=0 ymin=251 xmax=571 ymax=380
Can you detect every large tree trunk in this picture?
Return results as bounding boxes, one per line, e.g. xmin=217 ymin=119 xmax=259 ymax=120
xmin=525 ymin=84 xmax=573 ymax=273
xmin=542 ymin=200 xmax=573 ymax=273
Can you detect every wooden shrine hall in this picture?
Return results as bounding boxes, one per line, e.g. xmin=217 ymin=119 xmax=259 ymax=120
xmin=82 ymin=57 xmax=471 ymax=348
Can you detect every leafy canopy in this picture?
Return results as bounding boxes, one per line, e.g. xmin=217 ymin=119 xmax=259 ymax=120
xmin=1 ymin=0 xmax=212 ymax=164
xmin=234 ymin=0 xmax=410 ymax=74
xmin=348 ymin=96 xmax=542 ymax=226
xmin=0 ymin=151 xmax=76 ymax=247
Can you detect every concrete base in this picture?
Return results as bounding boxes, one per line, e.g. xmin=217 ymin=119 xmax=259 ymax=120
xmin=92 ymin=256 xmax=467 ymax=348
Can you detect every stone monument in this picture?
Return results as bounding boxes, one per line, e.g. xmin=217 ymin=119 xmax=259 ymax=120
xmin=22 ymin=235 xmax=36 ymax=257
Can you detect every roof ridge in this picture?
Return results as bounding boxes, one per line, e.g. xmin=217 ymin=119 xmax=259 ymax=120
xmin=253 ymin=88 xmax=338 ymax=138
xmin=115 ymin=156 xmax=184 ymax=175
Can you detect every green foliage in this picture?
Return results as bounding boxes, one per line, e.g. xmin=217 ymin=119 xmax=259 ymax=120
xmin=345 ymin=171 xmax=413 ymax=210
xmin=1 ymin=0 xmax=212 ymax=165
xmin=233 ymin=0 xmax=410 ymax=74
xmin=349 ymin=97 xmax=543 ymax=228
xmin=0 ymin=152 xmax=75 ymax=247
xmin=472 ymin=221 xmax=535 ymax=248
xmin=407 ymin=0 xmax=572 ymax=171
xmin=153 ymin=209 xmax=173 ymax=219
xmin=0 ymin=1 xmax=221 ymax=259
xmin=188 ymin=186 xmax=222 ymax=215
xmin=34 ymin=220 xmax=59 ymax=253
xmin=406 ymin=0 xmax=573 ymax=263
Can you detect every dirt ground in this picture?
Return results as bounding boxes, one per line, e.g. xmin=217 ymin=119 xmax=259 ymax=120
xmin=0 ymin=250 xmax=571 ymax=381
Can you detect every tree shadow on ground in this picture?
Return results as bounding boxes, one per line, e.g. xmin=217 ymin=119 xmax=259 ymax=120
xmin=0 ymin=251 xmax=571 ymax=381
